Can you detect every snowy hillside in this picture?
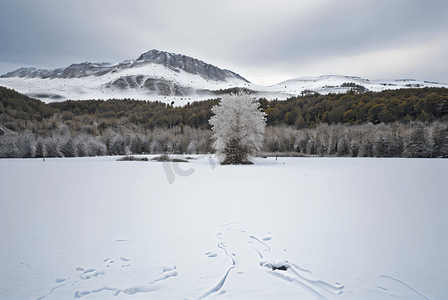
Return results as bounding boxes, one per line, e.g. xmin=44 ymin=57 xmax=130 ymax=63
xmin=262 ymin=75 xmax=448 ymax=96
xmin=1 ymin=156 xmax=447 ymax=300
xmin=0 ymin=50 xmax=447 ymax=104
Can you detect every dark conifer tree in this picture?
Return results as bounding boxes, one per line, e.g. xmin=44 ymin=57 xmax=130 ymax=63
xmin=221 ymin=139 xmax=253 ymax=165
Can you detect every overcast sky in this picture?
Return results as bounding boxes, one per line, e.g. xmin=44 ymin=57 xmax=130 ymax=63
xmin=1 ymin=0 xmax=448 ymax=86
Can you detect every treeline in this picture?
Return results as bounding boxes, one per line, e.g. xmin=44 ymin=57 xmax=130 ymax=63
xmin=1 ymin=120 xmax=447 ymax=158
xmin=263 ymin=121 xmax=448 ymax=158
xmin=0 ymin=85 xmax=219 ymax=132
xmin=1 ymin=86 xmax=448 ymax=134
xmin=1 ymin=85 xmax=448 ymax=159
xmin=0 ymin=124 xmax=213 ymax=158
xmin=262 ymin=87 xmax=448 ymax=127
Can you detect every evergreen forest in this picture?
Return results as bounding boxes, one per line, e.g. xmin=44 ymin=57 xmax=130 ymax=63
xmin=1 ymin=85 xmax=448 ymax=158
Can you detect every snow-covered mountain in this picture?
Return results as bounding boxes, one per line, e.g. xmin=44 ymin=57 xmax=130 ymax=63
xmin=0 ymin=50 xmax=250 ymax=103
xmin=1 ymin=50 xmax=249 ymax=82
xmin=1 ymin=50 xmax=447 ymax=104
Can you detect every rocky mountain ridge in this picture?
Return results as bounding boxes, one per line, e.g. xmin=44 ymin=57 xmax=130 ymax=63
xmin=0 ymin=50 xmax=248 ymax=83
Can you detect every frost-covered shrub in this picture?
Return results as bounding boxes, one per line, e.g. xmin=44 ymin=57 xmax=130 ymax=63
xmin=195 ymin=131 xmax=213 ymax=154
xmin=372 ymin=131 xmax=390 ymax=157
xmin=337 ymin=136 xmax=350 ymax=157
xmin=326 ymin=132 xmax=338 ymax=156
xmin=187 ymin=140 xmax=197 ymax=154
xmin=55 ymin=123 xmax=71 ymax=137
xmin=402 ymin=121 xmax=430 ymax=158
xmin=294 ymin=131 xmax=309 ymax=154
xmin=44 ymin=139 xmax=63 ymax=157
xmin=306 ymin=137 xmax=315 ymax=155
xmin=358 ymin=139 xmax=373 ymax=157
xmin=171 ymin=136 xmax=184 ymax=154
xmin=151 ymin=133 xmax=171 ymax=153
xmin=75 ymin=140 xmax=87 ymax=157
xmin=129 ymin=134 xmax=145 ymax=154
xmin=0 ymin=137 xmax=19 ymax=158
xmin=432 ymin=122 xmax=448 ymax=158
xmin=315 ymin=134 xmax=327 ymax=157
xmin=16 ymin=133 xmax=35 ymax=158
xmin=109 ymin=134 xmax=128 ymax=155
xmin=150 ymin=139 xmax=162 ymax=154
xmin=35 ymin=140 xmax=46 ymax=158
xmin=60 ymin=138 xmax=76 ymax=157
xmin=87 ymin=139 xmax=107 ymax=156
xmin=349 ymin=139 xmax=359 ymax=157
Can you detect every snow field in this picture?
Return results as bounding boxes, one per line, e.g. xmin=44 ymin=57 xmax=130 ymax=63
xmin=0 ymin=156 xmax=447 ymax=299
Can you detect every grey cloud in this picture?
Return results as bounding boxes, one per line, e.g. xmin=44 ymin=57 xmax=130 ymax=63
xmin=240 ymin=0 xmax=448 ymax=63
xmin=1 ymin=0 xmax=448 ymax=84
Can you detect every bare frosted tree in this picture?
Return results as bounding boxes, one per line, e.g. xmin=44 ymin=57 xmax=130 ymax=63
xmin=402 ymin=121 xmax=429 ymax=158
xmin=0 ymin=136 xmax=19 ymax=158
xmin=209 ymin=93 xmax=266 ymax=164
xmin=60 ymin=138 xmax=76 ymax=157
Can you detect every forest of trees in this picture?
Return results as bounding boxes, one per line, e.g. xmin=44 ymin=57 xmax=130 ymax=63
xmin=1 ymin=85 xmax=448 ymax=158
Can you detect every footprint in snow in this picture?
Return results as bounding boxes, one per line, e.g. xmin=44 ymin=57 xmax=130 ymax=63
xmin=80 ymin=269 xmax=105 ymax=280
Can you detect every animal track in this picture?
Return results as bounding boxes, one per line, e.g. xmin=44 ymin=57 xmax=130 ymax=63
xmin=79 ymin=269 xmax=105 ymax=280
xmin=204 ymin=223 xmax=346 ymax=300
xmin=152 ymin=266 xmax=178 ymax=283
xmin=218 ymin=222 xmax=239 ymax=227
xmin=376 ymin=275 xmax=430 ymax=299
xmin=29 ymin=223 xmax=430 ymax=299
xmin=198 ymin=242 xmax=238 ymax=299
xmin=72 ymin=261 xmax=178 ymax=298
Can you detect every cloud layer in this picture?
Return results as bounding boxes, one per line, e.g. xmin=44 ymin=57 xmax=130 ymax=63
xmin=1 ymin=0 xmax=447 ymax=85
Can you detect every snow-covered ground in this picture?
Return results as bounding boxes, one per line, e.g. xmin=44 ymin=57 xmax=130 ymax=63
xmin=0 ymin=156 xmax=447 ymax=300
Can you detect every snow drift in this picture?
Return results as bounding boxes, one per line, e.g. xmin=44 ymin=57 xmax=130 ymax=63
xmin=0 ymin=156 xmax=447 ymax=299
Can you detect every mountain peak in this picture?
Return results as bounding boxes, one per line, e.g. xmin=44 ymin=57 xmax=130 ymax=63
xmin=131 ymin=49 xmax=249 ymax=83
